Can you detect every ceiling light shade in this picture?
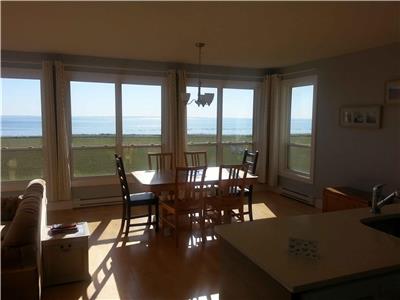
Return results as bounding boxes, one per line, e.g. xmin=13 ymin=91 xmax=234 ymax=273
xmin=185 ymin=42 xmax=214 ymax=107
xmin=195 ymin=93 xmax=214 ymax=107
xmin=182 ymin=92 xmax=191 ymax=104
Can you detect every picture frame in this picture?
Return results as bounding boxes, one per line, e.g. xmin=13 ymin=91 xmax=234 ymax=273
xmin=340 ymin=105 xmax=381 ymax=129
xmin=385 ymin=79 xmax=400 ymax=104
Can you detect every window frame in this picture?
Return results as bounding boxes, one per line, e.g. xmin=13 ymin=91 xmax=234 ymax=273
xmin=66 ymin=71 xmax=165 ymax=184
xmin=185 ymin=78 xmax=259 ymax=165
xmin=1 ymin=67 xmax=44 ymax=190
xmin=279 ymin=75 xmax=318 ymax=183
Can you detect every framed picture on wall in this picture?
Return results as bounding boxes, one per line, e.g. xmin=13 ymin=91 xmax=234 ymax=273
xmin=385 ymin=79 xmax=400 ymax=104
xmin=340 ymin=105 xmax=382 ymax=129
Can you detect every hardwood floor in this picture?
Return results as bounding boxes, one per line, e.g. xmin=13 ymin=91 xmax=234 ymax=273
xmin=43 ymin=191 xmax=319 ymax=300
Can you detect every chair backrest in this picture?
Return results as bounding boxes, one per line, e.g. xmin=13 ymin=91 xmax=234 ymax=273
xmin=184 ymin=151 xmax=208 ymax=167
xmin=173 ymin=166 xmax=207 ymax=208
xmin=218 ymin=164 xmax=248 ymax=197
xmin=115 ymin=154 xmax=130 ymax=202
xmin=148 ymin=152 xmax=173 ymax=171
xmin=242 ymin=149 xmax=259 ymax=175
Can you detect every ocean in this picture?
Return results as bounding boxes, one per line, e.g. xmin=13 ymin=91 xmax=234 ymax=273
xmin=0 ymin=116 xmax=311 ymax=137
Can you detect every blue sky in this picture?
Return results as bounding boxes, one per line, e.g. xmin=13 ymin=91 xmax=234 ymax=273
xmin=1 ymin=78 xmax=42 ymax=116
xmin=2 ymin=79 xmax=313 ymax=119
xmin=290 ymin=85 xmax=314 ymax=119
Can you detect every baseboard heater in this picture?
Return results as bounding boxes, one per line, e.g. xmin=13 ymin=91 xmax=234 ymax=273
xmin=74 ymin=196 xmax=122 ymax=208
xmin=280 ymin=187 xmax=315 ymax=206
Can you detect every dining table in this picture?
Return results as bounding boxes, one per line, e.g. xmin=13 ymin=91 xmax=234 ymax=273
xmin=131 ymin=166 xmax=258 ymax=195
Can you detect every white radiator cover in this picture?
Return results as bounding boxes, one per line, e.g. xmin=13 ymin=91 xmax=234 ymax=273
xmin=73 ymin=196 xmax=122 ymax=208
xmin=280 ymin=187 xmax=315 ymax=206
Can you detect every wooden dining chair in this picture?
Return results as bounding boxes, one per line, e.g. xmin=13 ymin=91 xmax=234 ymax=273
xmin=241 ymin=149 xmax=259 ymax=221
xmin=160 ymin=166 xmax=207 ymax=247
xmin=205 ymin=164 xmax=248 ymax=225
xmin=148 ymin=152 xmax=173 ymax=171
xmin=115 ymin=154 xmax=159 ymax=235
xmin=184 ymin=151 xmax=208 ymax=167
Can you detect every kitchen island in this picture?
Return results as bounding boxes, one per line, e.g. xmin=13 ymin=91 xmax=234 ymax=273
xmin=216 ymin=204 xmax=400 ymax=299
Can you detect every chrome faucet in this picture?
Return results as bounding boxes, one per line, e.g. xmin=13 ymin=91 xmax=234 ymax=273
xmin=371 ymin=184 xmax=400 ymax=214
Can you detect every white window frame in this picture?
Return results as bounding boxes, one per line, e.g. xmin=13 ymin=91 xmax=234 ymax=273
xmin=66 ymin=71 xmax=165 ymax=184
xmin=1 ymin=67 xmax=44 ymax=191
xmin=279 ymin=75 xmax=318 ymax=183
xmin=185 ymin=78 xmax=259 ymax=165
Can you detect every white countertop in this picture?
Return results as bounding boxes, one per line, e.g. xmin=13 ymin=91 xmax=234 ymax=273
xmin=216 ymin=204 xmax=400 ymax=293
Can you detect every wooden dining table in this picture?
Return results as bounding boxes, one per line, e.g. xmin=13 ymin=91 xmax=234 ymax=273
xmin=132 ymin=166 xmax=258 ymax=195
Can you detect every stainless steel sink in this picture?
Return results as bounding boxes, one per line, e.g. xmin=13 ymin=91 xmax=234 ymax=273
xmin=361 ymin=214 xmax=400 ymax=238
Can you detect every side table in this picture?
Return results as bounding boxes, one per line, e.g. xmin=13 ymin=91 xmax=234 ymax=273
xmin=41 ymin=222 xmax=90 ymax=286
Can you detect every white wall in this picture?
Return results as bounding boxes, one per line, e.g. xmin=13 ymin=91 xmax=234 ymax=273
xmin=278 ymin=43 xmax=400 ymax=207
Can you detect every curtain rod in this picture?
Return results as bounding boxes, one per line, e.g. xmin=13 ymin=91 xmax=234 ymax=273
xmin=63 ymin=63 xmax=168 ymax=75
xmin=186 ymin=71 xmax=264 ymax=80
xmin=2 ymin=58 xmax=265 ymax=80
xmin=1 ymin=59 xmax=42 ymax=66
xmin=278 ymin=68 xmax=316 ymax=77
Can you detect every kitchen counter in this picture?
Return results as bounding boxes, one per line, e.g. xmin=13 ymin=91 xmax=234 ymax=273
xmin=216 ymin=204 xmax=400 ymax=295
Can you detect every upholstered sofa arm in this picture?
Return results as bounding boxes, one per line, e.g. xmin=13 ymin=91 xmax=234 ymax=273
xmin=1 ymin=244 xmax=37 ymax=270
xmin=1 ymin=195 xmax=24 ymax=222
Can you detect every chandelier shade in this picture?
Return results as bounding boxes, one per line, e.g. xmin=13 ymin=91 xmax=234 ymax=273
xmin=184 ymin=42 xmax=214 ymax=107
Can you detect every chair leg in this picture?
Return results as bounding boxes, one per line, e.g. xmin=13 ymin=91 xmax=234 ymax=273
xmin=125 ymin=206 xmax=131 ymax=235
xmin=161 ymin=207 xmax=166 ymax=234
xmin=200 ymin=212 xmax=206 ymax=246
xmin=248 ymin=188 xmax=254 ymax=221
xmin=217 ymin=211 xmax=222 ymax=225
xmin=120 ymin=201 xmax=126 ymax=231
xmin=175 ymin=214 xmax=179 ymax=248
xmin=239 ymin=206 xmax=245 ymax=222
xmin=189 ymin=213 xmax=194 ymax=233
xmin=148 ymin=205 xmax=152 ymax=224
xmin=155 ymin=203 xmax=159 ymax=232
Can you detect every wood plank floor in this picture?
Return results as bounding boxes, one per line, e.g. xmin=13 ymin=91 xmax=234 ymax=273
xmin=43 ymin=191 xmax=319 ymax=300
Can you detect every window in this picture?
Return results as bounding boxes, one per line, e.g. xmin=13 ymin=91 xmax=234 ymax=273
xmin=122 ymin=84 xmax=162 ymax=170
xmin=186 ymin=82 xmax=256 ymax=165
xmin=186 ymin=86 xmax=218 ymax=166
xmin=1 ymin=76 xmax=43 ymax=181
xmin=70 ymin=81 xmax=116 ymax=177
xmin=222 ymin=88 xmax=254 ymax=164
xmin=280 ymin=76 xmax=317 ymax=182
xmin=68 ymin=73 xmax=164 ymax=179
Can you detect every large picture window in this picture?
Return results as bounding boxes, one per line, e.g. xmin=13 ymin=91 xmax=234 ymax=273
xmin=67 ymin=73 xmax=164 ymax=179
xmin=122 ymin=84 xmax=162 ymax=170
xmin=186 ymin=82 xmax=256 ymax=165
xmin=222 ymin=88 xmax=254 ymax=164
xmin=70 ymin=81 xmax=116 ymax=177
xmin=280 ymin=76 xmax=317 ymax=182
xmin=1 ymin=76 xmax=43 ymax=181
xmin=186 ymin=86 xmax=218 ymax=166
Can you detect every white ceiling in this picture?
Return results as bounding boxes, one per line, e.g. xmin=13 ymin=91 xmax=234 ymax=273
xmin=2 ymin=2 xmax=399 ymax=68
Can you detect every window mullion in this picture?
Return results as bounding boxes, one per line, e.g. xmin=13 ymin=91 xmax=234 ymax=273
xmin=216 ymin=86 xmax=223 ymax=165
xmin=115 ymin=81 xmax=122 ymax=155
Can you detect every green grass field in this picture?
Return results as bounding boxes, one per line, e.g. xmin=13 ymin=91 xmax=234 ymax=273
xmin=1 ymin=134 xmax=311 ymax=180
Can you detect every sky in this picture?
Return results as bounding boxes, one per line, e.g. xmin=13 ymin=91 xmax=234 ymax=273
xmin=1 ymin=78 xmax=314 ymax=119
xmin=290 ymin=85 xmax=314 ymax=119
xmin=1 ymin=78 xmax=42 ymax=116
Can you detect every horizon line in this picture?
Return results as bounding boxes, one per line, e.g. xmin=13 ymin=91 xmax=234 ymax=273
xmin=1 ymin=115 xmax=312 ymax=120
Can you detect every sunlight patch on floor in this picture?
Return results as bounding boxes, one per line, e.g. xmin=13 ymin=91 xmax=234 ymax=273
xmin=84 ymin=272 xmax=118 ymax=300
xmin=117 ymin=240 xmax=141 ymax=247
xmin=87 ymin=221 xmax=101 ymax=234
xmin=188 ymin=293 xmax=219 ymax=300
xmin=252 ymin=202 xmax=276 ymax=219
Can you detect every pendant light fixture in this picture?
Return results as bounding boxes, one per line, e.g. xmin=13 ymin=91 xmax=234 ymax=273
xmin=184 ymin=42 xmax=214 ymax=107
